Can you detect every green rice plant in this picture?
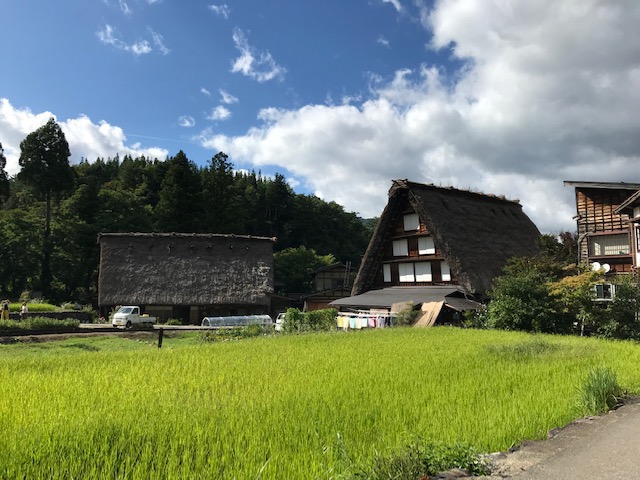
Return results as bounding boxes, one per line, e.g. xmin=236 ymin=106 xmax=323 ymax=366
xmin=486 ymin=338 xmax=560 ymax=361
xmin=1 ymin=328 xmax=640 ymax=478
xmin=576 ymin=365 xmax=625 ymax=416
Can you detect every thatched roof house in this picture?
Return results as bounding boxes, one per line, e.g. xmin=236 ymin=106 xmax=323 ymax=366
xmin=332 ymin=179 xmax=540 ymax=323
xmin=98 ymin=233 xmax=275 ymax=322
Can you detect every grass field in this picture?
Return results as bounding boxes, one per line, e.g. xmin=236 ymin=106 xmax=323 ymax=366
xmin=1 ymin=328 xmax=640 ymax=479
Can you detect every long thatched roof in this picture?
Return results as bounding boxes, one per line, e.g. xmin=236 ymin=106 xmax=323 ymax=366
xmin=352 ymin=180 xmax=540 ymax=295
xmin=98 ymin=233 xmax=275 ymax=307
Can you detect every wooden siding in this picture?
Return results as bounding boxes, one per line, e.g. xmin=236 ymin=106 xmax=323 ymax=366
xmin=574 ymin=188 xmax=635 ymax=267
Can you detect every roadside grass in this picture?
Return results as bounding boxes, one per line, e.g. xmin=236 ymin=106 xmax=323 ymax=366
xmin=1 ymin=328 xmax=640 ymax=479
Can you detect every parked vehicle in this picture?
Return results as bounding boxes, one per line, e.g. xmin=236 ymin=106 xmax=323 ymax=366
xmin=275 ymin=313 xmax=286 ymax=332
xmin=112 ymin=306 xmax=157 ymax=329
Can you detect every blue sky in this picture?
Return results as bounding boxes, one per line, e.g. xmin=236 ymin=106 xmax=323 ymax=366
xmin=2 ymin=1 xmax=640 ymax=233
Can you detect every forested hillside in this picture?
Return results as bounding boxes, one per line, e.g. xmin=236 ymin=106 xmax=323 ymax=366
xmin=0 ymin=134 xmax=373 ymax=303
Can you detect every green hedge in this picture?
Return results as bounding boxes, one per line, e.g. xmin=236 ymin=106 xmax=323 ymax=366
xmin=0 ymin=317 xmax=81 ymax=333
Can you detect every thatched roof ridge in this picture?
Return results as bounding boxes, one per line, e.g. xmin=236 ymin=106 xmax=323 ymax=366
xmin=98 ymin=232 xmax=276 ymax=242
xmin=98 ymin=233 xmax=274 ymax=307
xmin=352 ymin=179 xmax=540 ymax=295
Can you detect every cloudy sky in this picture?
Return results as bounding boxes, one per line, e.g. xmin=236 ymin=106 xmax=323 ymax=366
xmin=2 ymin=0 xmax=640 ymax=233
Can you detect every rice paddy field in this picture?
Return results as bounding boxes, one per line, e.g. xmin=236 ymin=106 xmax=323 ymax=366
xmin=2 ymin=328 xmax=640 ymax=479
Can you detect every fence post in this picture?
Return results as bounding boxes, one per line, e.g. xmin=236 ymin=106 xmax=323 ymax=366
xmin=158 ymin=328 xmax=164 ymax=348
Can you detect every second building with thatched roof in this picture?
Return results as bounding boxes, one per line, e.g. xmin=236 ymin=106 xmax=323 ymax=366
xmin=331 ymin=179 xmax=541 ymax=325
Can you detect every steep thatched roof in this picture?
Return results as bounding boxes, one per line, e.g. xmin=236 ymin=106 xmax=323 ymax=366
xmin=98 ymin=233 xmax=275 ymax=307
xmin=352 ymin=180 xmax=540 ymax=295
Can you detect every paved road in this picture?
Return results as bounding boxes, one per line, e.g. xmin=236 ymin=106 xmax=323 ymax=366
xmin=484 ymin=399 xmax=640 ymax=479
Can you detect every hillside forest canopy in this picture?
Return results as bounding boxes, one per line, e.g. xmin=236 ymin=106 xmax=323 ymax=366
xmin=0 ymin=119 xmax=373 ymax=304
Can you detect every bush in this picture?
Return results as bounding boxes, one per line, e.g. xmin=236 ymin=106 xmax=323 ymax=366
xmin=282 ymin=308 xmax=306 ymax=333
xmin=162 ymin=318 xmax=182 ymax=325
xmin=0 ymin=317 xmax=80 ymax=333
xmin=282 ymin=308 xmax=337 ymax=333
xmin=576 ymin=366 xmax=625 ymax=416
xmin=352 ymin=438 xmax=488 ymax=479
xmin=394 ymin=302 xmax=420 ymax=326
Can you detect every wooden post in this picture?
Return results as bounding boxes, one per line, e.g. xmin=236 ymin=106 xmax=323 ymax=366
xmin=158 ymin=328 xmax=164 ymax=348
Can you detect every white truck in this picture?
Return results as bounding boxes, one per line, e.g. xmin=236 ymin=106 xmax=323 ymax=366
xmin=112 ymin=306 xmax=157 ymax=329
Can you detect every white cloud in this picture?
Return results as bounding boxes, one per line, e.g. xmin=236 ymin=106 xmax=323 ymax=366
xmin=200 ymin=87 xmax=211 ymax=97
xmin=119 ymin=0 xmax=132 ymax=16
xmin=201 ymin=0 xmax=640 ymax=233
xmin=206 ymin=106 xmax=231 ymax=121
xmin=178 ymin=115 xmax=195 ymax=128
xmin=382 ymin=0 xmax=403 ymax=13
xmin=219 ymin=89 xmax=239 ymax=104
xmin=0 ymin=98 xmax=168 ymax=175
xmin=96 ymin=24 xmax=167 ymax=57
xmin=377 ymin=36 xmax=390 ymax=48
xmin=208 ymin=4 xmax=230 ymax=19
xmin=149 ymin=28 xmax=170 ymax=55
xmin=231 ymin=28 xmax=286 ymax=82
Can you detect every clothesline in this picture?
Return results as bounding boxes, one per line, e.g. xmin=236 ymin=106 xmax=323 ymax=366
xmin=336 ymin=311 xmax=395 ymax=330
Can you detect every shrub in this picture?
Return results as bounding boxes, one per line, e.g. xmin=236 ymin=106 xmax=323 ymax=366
xmin=162 ymin=318 xmax=182 ymax=326
xmin=352 ymin=438 xmax=488 ymax=479
xmin=281 ymin=308 xmax=337 ymax=333
xmin=395 ymin=302 xmax=420 ymax=326
xmin=0 ymin=317 xmax=80 ymax=333
xmin=305 ymin=308 xmax=337 ymax=331
xmin=576 ymin=366 xmax=625 ymax=416
xmin=282 ymin=308 xmax=305 ymax=333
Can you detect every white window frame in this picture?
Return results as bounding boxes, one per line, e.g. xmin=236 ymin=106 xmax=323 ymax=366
xmin=398 ymin=263 xmax=415 ymax=282
xmin=418 ymin=237 xmax=435 ymax=255
xmin=392 ymin=239 xmax=409 ymax=257
xmin=593 ymin=283 xmax=615 ymax=301
xmin=441 ymin=261 xmax=451 ymax=281
xmin=403 ymin=213 xmax=420 ymax=231
xmin=415 ymin=262 xmax=432 ymax=282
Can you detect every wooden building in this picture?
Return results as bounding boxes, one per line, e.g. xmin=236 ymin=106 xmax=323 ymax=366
xmin=302 ymin=262 xmax=352 ymax=312
xmin=332 ymin=179 xmax=541 ymax=323
xmin=98 ymin=233 xmax=275 ymax=323
xmin=564 ymin=181 xmax=640 ymax=275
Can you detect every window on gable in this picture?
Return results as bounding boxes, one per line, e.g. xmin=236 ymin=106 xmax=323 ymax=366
xmin=393 ymin=239 xmax=409 ymax=256
xmin=383 ymin=264 xmax=391 ymax=282
xmin=588 ymin=234 xmax=630 ymax=256
xmin=403 ymin=213 xmax=420 ymax=231
xmin=415 ymin=262 xmax=432 ymax=282
xmin=441 ymin=261 xmax=451 ymax=281
xmin=418 ymin=237 xmax=435 ymax=255
xmin=398 ymin=263 xmax=415 ymax=282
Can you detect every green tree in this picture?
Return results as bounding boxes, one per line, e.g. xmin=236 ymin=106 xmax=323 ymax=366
xmin=155 ymin=151 xmax=202 ymax=232
xmin=201 ymin=152 xmax=237 ymax=233
xmin=18 ymin=118 xmax=74 ymax=295
xmin=0 ymin=142 xmax=9 ymax=203
xmin=274 ymin=246 xmax=335 ymax=294
xmin=0 ymin=209 xmax=43 ymax=296
xmin=487 ymin=256 xmax=569 ymax=333
xmin=597 ymin=276 xmax=640 ymax=340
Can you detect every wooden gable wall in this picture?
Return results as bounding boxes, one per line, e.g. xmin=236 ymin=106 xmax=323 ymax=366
xmin=574 ymin=187 xmax=635 ymax=272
